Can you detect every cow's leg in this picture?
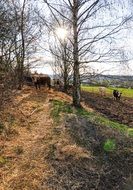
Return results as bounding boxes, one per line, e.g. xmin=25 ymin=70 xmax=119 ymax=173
xmin=35 ymin=82 xmax=37 ymax=90
xmin=48 ymin=82 xmax=51 ymax=90
xmin=38 ymin=82 xmax=41 ymax=89
xmin=116 ymin=96 xmax=119 ymax=101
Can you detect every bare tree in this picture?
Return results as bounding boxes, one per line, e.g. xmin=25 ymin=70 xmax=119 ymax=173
xmin=49 ymin=34 xmax=73 ymax=92
xmin=39 ymin=0 xmax=132 ymax=106
xmin=35 ymin=4 xmax=73 ymax=92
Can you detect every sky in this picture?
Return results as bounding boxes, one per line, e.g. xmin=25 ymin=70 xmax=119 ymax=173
xmin=28 ymin=0 xmax=133 ymax=76
xmin=30 ymin=55 xmax=133 ymax=76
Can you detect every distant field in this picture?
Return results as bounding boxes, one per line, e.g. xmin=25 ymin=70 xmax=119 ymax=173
xmin=81 ymin=85 xmax=133 ymax=98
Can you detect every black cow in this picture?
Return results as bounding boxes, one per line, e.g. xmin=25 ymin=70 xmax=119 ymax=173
xmin=113 ymin=90 xmax=122 ymax=100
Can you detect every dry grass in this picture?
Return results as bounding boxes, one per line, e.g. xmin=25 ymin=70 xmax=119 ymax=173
xmin=0 ymin=86 xmax=52 ymax=189
xmin=0 ymin=87 xmax=84 ymax=190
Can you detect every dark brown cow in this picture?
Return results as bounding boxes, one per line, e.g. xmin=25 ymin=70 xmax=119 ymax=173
xmin=39 ymin=75 xmax=51 ymax=89
xmin=32 ymin=75 xmax=41 ymax=90
xmin=24 ymin=74 xmax=51 ymax=90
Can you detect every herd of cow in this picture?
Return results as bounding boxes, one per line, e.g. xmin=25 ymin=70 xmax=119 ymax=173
xmin=24 ymin=74 xmax=60 ymax=90
xmin=24 ymin=74 xmax=122 ymax=101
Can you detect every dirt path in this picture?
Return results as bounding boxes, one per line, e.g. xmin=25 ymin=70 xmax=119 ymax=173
xmin=0 ymin=87 xmax=62 ymax=190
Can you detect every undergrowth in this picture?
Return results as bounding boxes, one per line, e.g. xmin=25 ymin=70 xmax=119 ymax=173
xmin=50 ymin=99 xmax=133 ymax=189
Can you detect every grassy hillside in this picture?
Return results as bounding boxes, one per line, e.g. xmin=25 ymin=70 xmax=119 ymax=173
xmin=81 ymin=85 xmax=133 ymax=98
xmin=50 ymin=99 xmax=133 ymax=189
xmin=51 ymin=100 xmax=133 ymax=137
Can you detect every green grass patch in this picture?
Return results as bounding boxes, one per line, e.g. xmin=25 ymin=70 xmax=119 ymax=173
xmin=76 ymin=107 xmax=130 ymax=135
xmin=103 ymin=139 xmax=116 ymax=152
xmin=81 ymin=85 xmax=133 ymax=98
xmin=51 ymin=100 xmax=132 ymax=138
xmin=51 ymin=100 xmax=73 ymax=123
xmin=127 ymin=128 xmax=133 ymax=138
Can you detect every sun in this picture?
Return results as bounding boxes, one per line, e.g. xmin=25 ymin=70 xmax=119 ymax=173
xmin=56 ymin=27 xmax=67 ymax=40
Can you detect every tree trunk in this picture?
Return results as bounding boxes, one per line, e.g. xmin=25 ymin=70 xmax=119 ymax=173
xmin=17 ymin=62 xmax=24 ymax=90
xmin=17 ymin=0 xmax=26 ymax=90
xmin=73 ymin=61 xmax=81 ymax=107
xmin=63 ymin=43 xmax=69 ymax=93
xmin=72 ymin=0 xmax=81 ymax=107
xmin=63 ymin=65 xmax=68 ymax=92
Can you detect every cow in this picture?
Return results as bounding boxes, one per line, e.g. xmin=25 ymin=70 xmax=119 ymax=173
xmin=113 ymin=90 xmax=122 ymax=100
xmin=24 ymin=73 xmax=51 ymax=90
xmin=53 ymin=79 xmax=63 ymax=91
xmin=32 ymin=75 xmax=41 ymax=90
xmin=24 ymin=75 xmax=33 ymax=85
xmin=39 ymin=75 xmax=51 ymax=90
xmin=99 ymin=87 xmax=106 ymax=96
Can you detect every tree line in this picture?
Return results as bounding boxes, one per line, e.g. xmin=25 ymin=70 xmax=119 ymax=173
xmin=0 ymin=0 xmax=41 ymax=108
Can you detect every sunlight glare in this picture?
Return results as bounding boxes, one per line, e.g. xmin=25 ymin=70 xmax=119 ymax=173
xmin=56 ymin=27 xmax=67 ymax=40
